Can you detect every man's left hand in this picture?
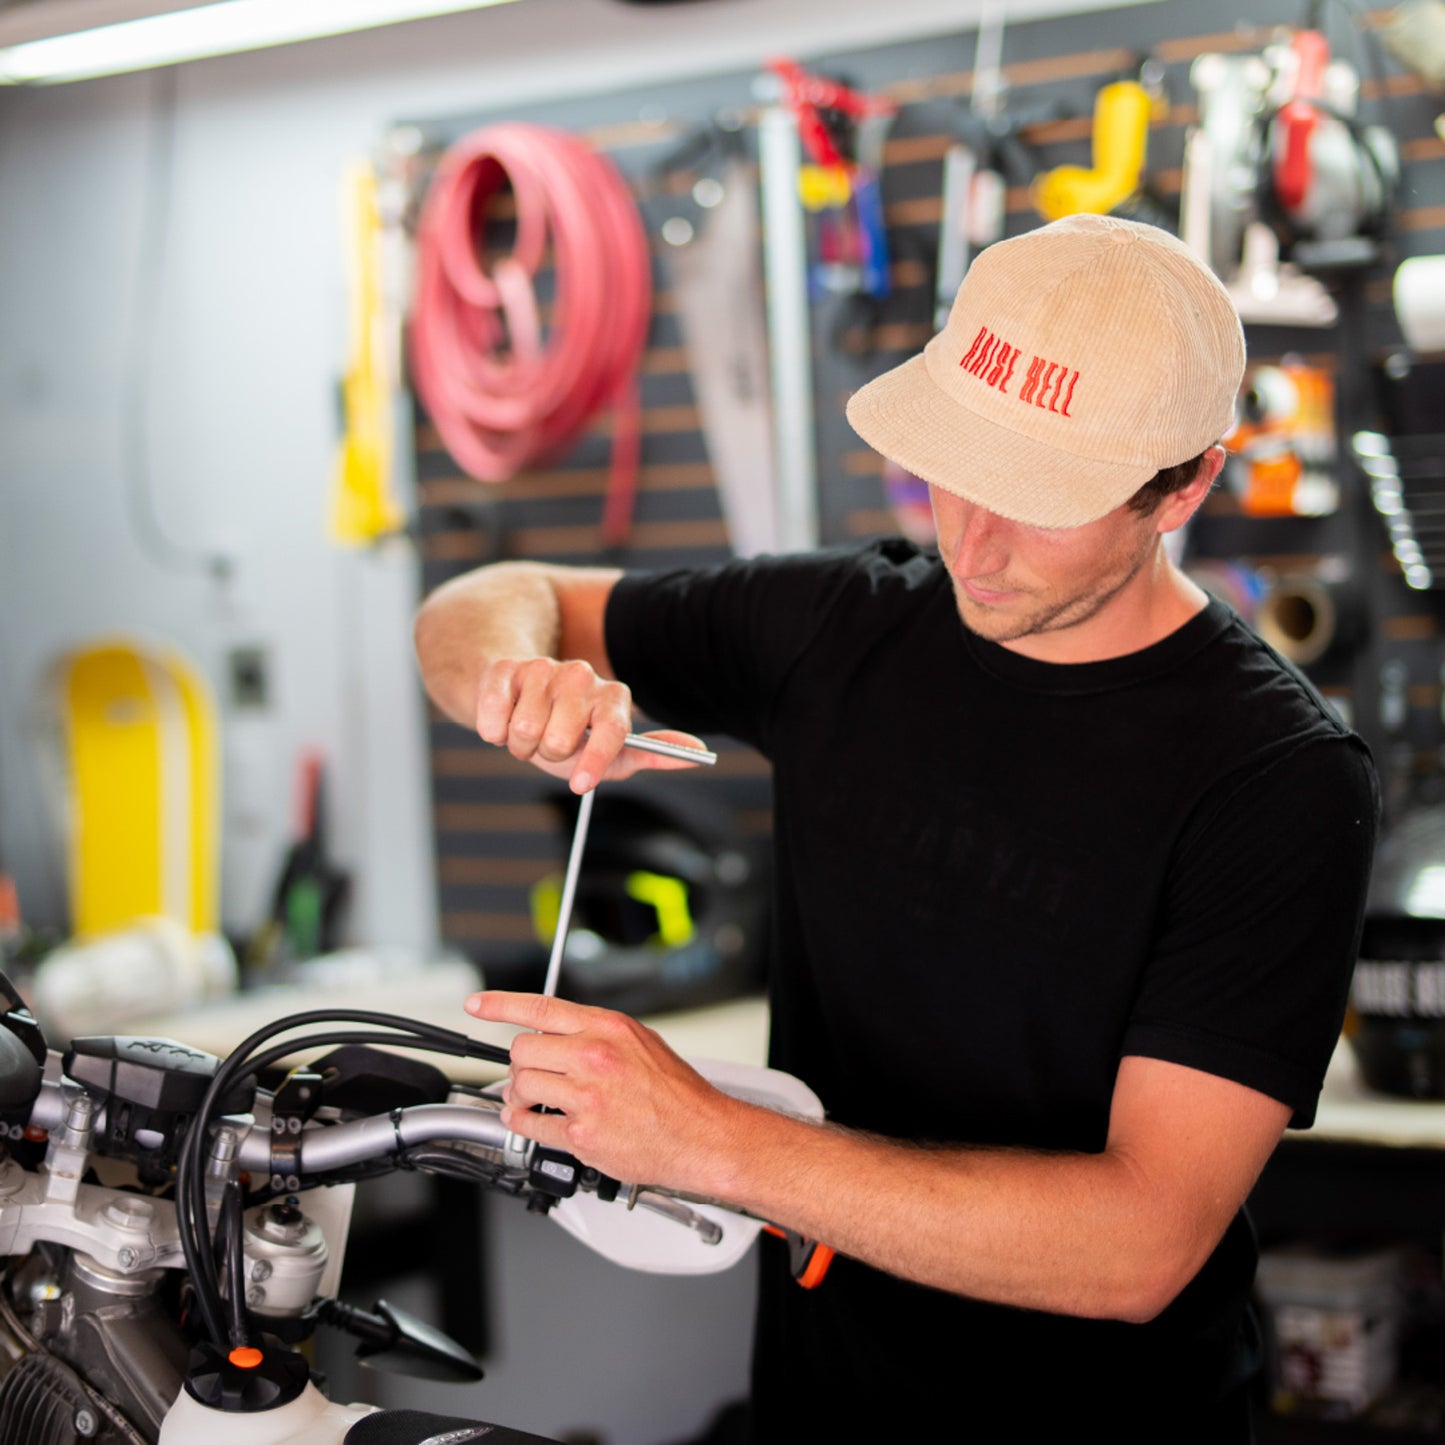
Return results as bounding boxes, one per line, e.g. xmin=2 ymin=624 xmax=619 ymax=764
xmin=464 ymin=990 xmax=745 ymax=1194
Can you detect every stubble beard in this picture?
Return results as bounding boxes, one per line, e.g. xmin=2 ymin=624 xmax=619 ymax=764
xmin=950 ymin=541 xmax=1155 ymax=645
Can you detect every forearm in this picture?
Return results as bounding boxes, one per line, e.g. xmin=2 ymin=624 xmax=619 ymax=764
xmin=703 ymin=1099 xmax=1181 ymax=1323
xmin=413 ymin=562 xmax=563 ymax=728
xmin=414 ymin=564 xmax=701 ymax=789
xmin=477 ymin=1000 xmax=1287 ymax=1328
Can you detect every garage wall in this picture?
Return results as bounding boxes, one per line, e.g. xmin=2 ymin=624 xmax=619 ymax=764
xmin=0 ymin=0 xmax=1138 ymax=949
xmin=415 ymin=0 xmax=1445 ymax=982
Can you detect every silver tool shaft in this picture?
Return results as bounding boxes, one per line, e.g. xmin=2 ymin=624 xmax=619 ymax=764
xmin=542 ymin=787 xmax=595 ymax=999
xmin=542 ymin=733 xmax=713 ymax=998
xmin=622 ymin=733 xmax=717 ymax=766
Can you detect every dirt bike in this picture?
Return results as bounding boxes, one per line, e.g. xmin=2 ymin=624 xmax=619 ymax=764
xmin=0 ymin=971 xmax=826 ymax=1444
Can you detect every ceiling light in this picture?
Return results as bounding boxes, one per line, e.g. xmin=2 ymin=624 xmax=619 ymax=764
xmin=0 ymin=0 xmax=525 ymax=85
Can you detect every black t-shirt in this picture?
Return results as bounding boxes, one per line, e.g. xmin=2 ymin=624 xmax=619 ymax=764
xmin=605 ymin=540 xmax=1378 ymax=1440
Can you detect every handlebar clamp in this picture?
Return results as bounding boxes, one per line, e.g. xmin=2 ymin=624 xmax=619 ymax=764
xmin=268 ymin=1131 xmax=302 ymax=1195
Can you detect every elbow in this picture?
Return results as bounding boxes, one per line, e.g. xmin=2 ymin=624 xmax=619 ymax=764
xmin=411 ymin=597 xmax=448 ymax=688
xmin=1110 ymin=1276 xmax=1183 ymax=1326
xmin=1100 ymin=1246 xmax=1206 ymax=1326
xmin=412 ymin=588 xmax=447 ymax=662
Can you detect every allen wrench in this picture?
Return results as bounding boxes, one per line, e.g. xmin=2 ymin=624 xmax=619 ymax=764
xmin=541 ymin=733 xmax=715 ymax=997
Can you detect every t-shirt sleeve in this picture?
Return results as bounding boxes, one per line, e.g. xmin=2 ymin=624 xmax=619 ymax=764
xmin=1121 ymin=735 xmax=1379 ymax=1128
xmin=604 ymin=545 xmax=893 ymax=755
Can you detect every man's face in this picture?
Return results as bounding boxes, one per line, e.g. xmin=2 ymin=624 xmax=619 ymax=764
xmin=928 ymin=484 xmax=1168 ymax=660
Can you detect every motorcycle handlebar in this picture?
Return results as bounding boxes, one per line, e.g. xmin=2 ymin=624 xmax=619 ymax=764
xmin=234 ymin=1103 xmax=517 ymax=1173
xmin=27 ymin=1074 xmax=528 ymax=1179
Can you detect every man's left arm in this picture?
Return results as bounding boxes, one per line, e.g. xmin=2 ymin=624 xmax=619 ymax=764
xmin=470 ymin=990 xmax=1290 ymax=1324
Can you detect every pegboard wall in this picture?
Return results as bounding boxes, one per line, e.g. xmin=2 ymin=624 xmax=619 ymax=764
xmin=408 ymin=0 xmax=1445 ymax=980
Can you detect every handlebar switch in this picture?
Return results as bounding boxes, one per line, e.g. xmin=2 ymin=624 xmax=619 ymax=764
xmin=528 ymin=1147 xmax=581 ymax=1200
xmin=63 ymin=1036 xmax=256 ymax=1177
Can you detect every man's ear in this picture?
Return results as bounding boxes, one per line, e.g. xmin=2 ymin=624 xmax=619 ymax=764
xmin=1155 ymin=446 xmax=1226 ymax=535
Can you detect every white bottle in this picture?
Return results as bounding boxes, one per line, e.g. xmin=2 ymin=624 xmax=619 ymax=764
xmin=157 ymin=1381 xmax=377 ymax=1445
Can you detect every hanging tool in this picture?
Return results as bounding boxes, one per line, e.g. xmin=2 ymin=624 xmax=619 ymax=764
xmin=540 ymin=735 xmax=716 ymax=999
xmin=1180 ymin=19 xmax=1398 ymax=324
xmin=1267 ymin=24 xmax=1397 ymax=269
xmin=651 ymin=120 xmax=782 ymax=558
xmin=260 ymin=752 xmax=351 ymax=968
xmin=1032 ymin=67 xmax=1160 ymax=222
xmin=1381 ymin=0 xmax=1445 ymax=137
xmin=935 ymin=5 xmax=1008 ymax=325
xmin=331 ymin=159 xmax=404 ymax=547
xmin=756 ymin=77 xmax=819 ymax=553
xmin=765 ymin=58 xmax=897 ymax=299
xmin=1224 ymin=362 xmax=1339 ymax=516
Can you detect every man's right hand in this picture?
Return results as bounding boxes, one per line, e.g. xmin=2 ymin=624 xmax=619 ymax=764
xmin=475 ymin=655 xmax=706 ymax=793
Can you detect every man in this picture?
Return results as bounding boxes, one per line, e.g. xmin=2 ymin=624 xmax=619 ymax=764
xmin=414 ymin=215 xmax=1377 ymax=1440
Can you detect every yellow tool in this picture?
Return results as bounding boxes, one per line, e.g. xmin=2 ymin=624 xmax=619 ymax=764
xmin=1032 ymin=80 xmax=1154 ymax=221
xmin=330 ymin=159 xmax=404 ymax=546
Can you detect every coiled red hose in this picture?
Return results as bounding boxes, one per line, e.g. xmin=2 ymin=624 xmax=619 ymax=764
xmin=409 ymin=123 xmax=652 ymax=545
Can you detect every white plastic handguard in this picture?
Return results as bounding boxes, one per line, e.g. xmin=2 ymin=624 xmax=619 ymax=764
xmin=546 ymin=1057 xmax=824 ymax=1275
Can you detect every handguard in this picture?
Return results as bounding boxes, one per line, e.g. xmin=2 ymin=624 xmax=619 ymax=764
xmin=546 ymin=1057 xmax=829 ymax=1278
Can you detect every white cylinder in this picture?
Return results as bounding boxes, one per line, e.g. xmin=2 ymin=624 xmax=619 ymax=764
xmin=242 ymin=1206 xmax=328 ymax=1317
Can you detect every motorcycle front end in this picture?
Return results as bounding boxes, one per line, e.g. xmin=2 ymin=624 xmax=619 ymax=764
xmin=0 ymin=971 xmax=826 ymax=1444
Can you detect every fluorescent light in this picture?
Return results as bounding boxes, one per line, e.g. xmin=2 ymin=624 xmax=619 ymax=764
xmin=0 ymin=0 xmax=525 ymax=84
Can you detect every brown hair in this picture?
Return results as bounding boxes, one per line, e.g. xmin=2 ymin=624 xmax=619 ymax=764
xmin=1125 ymin=450 xmax=1212 ymax=516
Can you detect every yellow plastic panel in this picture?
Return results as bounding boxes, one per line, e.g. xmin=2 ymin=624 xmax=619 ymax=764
xmin=63 ymin=646 xmax=164 ymax=936
xmin=57 ymin=640 xmax=219 ymax=937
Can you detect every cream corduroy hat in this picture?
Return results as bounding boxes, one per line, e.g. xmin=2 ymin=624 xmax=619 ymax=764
xmin=846 ymin=214 xmax=1246 ymax=529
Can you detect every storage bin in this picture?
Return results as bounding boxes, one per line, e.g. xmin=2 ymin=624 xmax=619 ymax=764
xmin=1256 ymin=1245 xmax=1404 ymax=1417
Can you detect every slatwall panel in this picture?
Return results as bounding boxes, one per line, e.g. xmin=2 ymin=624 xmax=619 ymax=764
xmin=406 ymin=0 xmax=1445 ymax=981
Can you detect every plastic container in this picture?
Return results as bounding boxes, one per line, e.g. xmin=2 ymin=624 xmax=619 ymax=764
xmin=1256 ymin=1245 xmax=1404 ymax=1417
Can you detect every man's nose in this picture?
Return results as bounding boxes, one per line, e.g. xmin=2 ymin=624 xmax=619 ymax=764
xmin=950 ymin=501 xmax=1008 ymax=576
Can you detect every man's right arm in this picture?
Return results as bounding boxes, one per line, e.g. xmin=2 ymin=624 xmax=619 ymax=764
xmin=412 ymin=560 xmax=704 ymax=793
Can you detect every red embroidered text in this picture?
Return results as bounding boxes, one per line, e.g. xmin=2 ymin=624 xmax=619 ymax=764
xmin=958 ymin=325 xmax=1021 ymax=396
xmin=961 ymin=325 xmax=1079 ymax=417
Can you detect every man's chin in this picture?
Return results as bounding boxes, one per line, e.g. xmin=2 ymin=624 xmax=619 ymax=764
xmin=951 ymin=586 xmax=1046 ymax=643
xmin=953 ymin=598 xmax=1046 ymax=644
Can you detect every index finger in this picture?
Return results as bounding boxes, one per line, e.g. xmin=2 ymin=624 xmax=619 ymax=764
xmin=570 ymin=708 xmax=629 ymax=794
xmin=465 ymin=989 xmax=599 ymax=1035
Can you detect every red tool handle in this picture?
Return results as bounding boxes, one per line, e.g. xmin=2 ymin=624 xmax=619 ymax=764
xmin=766 ymin=57 xmax=897 ymax=168
xmin=1274 ymin=29 xmax=1329 ymax=212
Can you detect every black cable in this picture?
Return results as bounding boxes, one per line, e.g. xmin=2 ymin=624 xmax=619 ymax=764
xmin=243 ymin=1027 xmax=508 ymax=1081
xmin=401 ymin=1145 xmax=514 ymax=1186
xmin=216 ymin=1180 xmax=248 ymax=1350
xmin=175 ymin=1008 xmax=513 ymax=1349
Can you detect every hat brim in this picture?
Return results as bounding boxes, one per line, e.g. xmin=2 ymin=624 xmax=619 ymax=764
xmin=846 ymin=353 xmax=1157 ymax=530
